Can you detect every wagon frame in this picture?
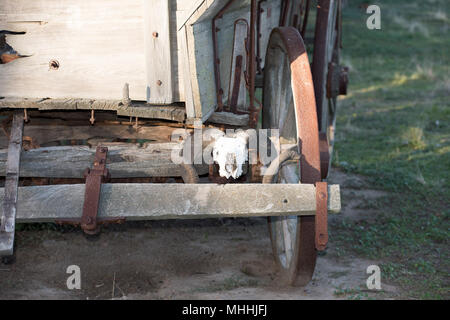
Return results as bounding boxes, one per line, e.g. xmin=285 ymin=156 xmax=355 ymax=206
xmin=0 ymin=0 xmax=348 ymax=286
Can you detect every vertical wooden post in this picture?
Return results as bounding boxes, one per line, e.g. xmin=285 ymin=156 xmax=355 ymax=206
xmin=144 ymin=0 xmax=173 ymax=104
xmin=0 ymin=112 xmax=24 ymax=256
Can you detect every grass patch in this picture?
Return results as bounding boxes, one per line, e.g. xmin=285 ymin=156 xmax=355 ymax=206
xmin=331 ymin=0 xmax=450 ymax=299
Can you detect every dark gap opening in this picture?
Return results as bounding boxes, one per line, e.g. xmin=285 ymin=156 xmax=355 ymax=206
xmin=0 ymin=30 xmax=27 ymax=64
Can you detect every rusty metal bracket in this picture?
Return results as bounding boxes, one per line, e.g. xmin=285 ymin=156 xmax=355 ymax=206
xmin=80 ymin=146 xmax=110 ymax=234
xmin=315 ymin=181 xmax=328 ymax=251
xmin=55 ymin=144 xmax=125 ymax=231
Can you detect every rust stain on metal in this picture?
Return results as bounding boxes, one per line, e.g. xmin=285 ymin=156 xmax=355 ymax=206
xmin=269 ymin=27 xmax=322 ymax=285
xmin=311 ymin=0 xmax=331 ymax=131
xmin=80 ymin=146 xmax=110 ymax=234
xmin=315 ymin=181 xmax=328 ymax=251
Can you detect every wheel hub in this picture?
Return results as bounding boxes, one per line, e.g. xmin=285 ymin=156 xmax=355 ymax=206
xmin=327 ymin=62 xmax=349 ymax=99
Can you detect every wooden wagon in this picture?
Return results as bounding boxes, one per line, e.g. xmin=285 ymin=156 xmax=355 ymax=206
xmin=0 ymin=0 xmax=348 ymax=286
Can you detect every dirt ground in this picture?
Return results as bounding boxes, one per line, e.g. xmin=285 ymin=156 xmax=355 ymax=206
xmin=0 ymin=169 xmax=398 ymax=299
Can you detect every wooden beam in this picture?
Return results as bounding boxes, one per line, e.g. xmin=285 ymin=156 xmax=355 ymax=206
xmin=0 ymin=183 xmax=340 ymax=223
xmin=179 ymin=25 xmax=196 ymax=119
xmin=144 ymin=0 xmax=173 ymax=104
xmin=0 ymin=112 xmax=23 ymax=256
xmin=0 ymin=124 xmax=186 ymax=148
xmin=0 ymin=143 xmax=209 ymax=179
xmin=208 ymin=111 xmax=249 ymax=126
xmin=0 ymin=0 xmax=148 ymax=101
xmin=0 ymin=98 xmax=186 ymax=122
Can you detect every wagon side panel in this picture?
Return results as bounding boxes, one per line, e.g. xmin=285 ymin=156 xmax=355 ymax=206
xmin=0 ymin=0 xmax=150 ymax=101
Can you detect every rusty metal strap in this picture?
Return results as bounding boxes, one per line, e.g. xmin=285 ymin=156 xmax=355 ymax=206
xmin=80 ymin=146 xmax=110 ymax=234
xmin=315 ymin=181 xmax=328 ymax=251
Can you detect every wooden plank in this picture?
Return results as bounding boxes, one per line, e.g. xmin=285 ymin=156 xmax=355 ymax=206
xmin=0 ymin=184 xmax=341 ymax=223
xmin=179 ymin=26 xmax=196 ymax=119
xmin=0 ymin=0 xmax=148 ymax=101
xmin=0 ymin=143 xmax=209 ymax=179
xmin=144 ymin=0 xmax=173 ymax=104
xmin=0 ymin=98 xmax=186 ymax=122
xmin=208 ymin=111 xmax=249 ymax=126
xmin=258 ymin=0 xmax=282 ymax=71
xmin=116 ymin=105 xmax=185 ymax=122
xmin=0 ymin=124 xmax=185 ymax=148
xmin=185 ymin=22 xmax=204 ymax=118
xmin=0 ymin=112 xmax=23 ymax=256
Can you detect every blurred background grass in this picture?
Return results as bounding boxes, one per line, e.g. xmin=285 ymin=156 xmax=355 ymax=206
xmin=330 ymin=0 xmax=449 ymax=299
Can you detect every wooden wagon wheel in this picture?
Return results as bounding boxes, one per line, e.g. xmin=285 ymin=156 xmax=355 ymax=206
xmin=262 ymin=27 xmax=321 ymax=286
xmin=312 ymin=0 xmax=346 ymax=178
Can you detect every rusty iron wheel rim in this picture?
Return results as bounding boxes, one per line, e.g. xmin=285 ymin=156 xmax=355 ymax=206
xmin=312 ymin=0 xmax=342 ymax=178
xmin=263 ymin=27 xmax=321 ymax=286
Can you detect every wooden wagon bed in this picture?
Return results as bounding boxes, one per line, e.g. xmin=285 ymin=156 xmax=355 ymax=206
xmin=0 ymin=0 xmax=348 ymax=287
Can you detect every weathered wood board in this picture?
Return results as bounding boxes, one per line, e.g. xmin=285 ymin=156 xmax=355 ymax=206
xmin=0 ymin=112 xmax=23 ymax=256
xmin=144 ymin=0 xmax=173 ymax=103
xmin=0 ymin=0 xmax=195 ymax=104
xmin=0 ymin=0 xmax=283 ymax=123
xmin=0 ymin=184 xmax=341 ymax=223
xmin=208 ymin=111 xmax=249 ymax=126
xmin=0 ymin=98 xmax=186 ymax=122
xmin=0 ymin=0 xmax=148 ymax=100
xmin=0 ymin=143 xmax=209 ymax=178
xmin=0 ymin=124 xmax=182 ymax=148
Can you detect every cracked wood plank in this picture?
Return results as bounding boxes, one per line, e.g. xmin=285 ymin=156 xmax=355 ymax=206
xmin=0 ymin=143 xmax=208 ymax=179
xmin=0 ymin=183 xmax=340 ymax=222
xmin=0 ymin=112 xmax=23 ymax=255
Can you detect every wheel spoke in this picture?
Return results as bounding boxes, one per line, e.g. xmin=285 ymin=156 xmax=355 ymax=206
xmin=278 ymin=57 xmax=291 ymax=131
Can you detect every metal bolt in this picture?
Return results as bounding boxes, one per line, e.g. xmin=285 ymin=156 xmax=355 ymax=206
xmin=152 ymin=32 xmax=158 ymax=38
xmin=156 ymin=80 xmax=162 ymax=86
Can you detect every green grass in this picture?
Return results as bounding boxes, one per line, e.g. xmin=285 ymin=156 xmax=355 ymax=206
xmin=330 ymin=0 xmax=449 ymax=299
